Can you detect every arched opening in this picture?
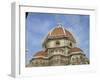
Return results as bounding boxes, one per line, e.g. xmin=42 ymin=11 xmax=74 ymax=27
xmin=55 ymin=40 xmax=60 ymax=46
xmin=70 ymin=42 xmax=72 ymax=47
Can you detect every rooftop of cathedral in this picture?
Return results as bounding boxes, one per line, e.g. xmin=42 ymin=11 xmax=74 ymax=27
xmin=33 ymin=50 xmax=47 ymax=58
xmin=69 ymin=47 xmax=83 ymax=53
xmin=43 ymin=24 xmax=76 ymax=44
xmin=32 ymin=24 xmax=84 ymax=58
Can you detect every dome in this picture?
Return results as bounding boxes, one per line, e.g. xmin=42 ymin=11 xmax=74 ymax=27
xmin=68 ymin=47 xmax=83 ymax=54
xmin=44 ymin=24 xmax=76 ymax=43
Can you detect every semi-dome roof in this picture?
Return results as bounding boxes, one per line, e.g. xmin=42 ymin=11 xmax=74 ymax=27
xmin=34 ymin=50 xmax=47 ymax=58
xmin=43 ymin=24 xmax=76 ymax=44
xmin=68 ymin=47 xmax=83 ymax=54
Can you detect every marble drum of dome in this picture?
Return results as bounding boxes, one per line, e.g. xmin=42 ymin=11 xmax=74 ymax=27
xmin=11 ymin=2 xmax=96 ymax=77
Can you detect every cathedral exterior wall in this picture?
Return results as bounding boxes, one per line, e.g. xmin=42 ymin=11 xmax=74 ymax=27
xmin=28 ymin=25 xmax=89 ymax=67
xmin=29 ymin=54 xmax=89 ymax=67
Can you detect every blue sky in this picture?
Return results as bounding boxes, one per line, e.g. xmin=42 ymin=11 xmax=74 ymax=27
xmin=25 ymin=12 xmax=90 ymax=65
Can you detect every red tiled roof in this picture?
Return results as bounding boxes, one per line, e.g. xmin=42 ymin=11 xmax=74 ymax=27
xmin=46 ymin=25 xmax=76 ymax=42
xmin=49 ymin=27 xmax=64 ymax=36
xmin=68 ymin=47 xmax=83 ymax=54
xmin=34 ymin=50 xmax=47 ymax=57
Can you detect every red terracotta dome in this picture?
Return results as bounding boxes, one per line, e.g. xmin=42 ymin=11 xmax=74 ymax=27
xmin=48 ymin=26 xmax=65 ymax=36
xmin=46 ymin=24 xmax=76 ymax=43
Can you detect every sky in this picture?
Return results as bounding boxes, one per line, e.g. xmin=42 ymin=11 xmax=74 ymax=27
xmin=25 ymin=12 xmax=90 ymax=65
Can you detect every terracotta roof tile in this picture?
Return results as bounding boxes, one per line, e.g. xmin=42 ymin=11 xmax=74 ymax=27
xmin=47 ymin=26 xmax=76 ymax=42
xmin=68 ymin=47 xmax=83 ymax=54
xmin=50 ymin=27 xmax=64 ymax=36
xmin=34 ymin=50 xmax=47 ymax=57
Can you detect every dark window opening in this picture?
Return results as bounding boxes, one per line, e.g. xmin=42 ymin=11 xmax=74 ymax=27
xmin=56 ymin=40 xmax=60 ymax=46
xmin=70 ymin=42 xmax=72 ymax=47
